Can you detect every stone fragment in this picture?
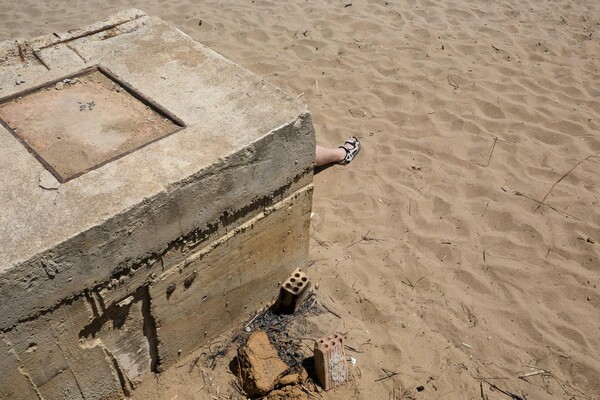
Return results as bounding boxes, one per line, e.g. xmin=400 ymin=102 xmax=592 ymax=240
xmin=298 ymin=367 xmax=309 ymax=383
xmin=277 ymin=367 xmax=308 ymax=387
xmin=38 ymin=169 xmax=60 ymax=190
xmin=238 ymin=330 xmax=288 ymax=397
xmin=273 ymin=268 xmax=311 ymax=314
xmin=313 ymin=333 xmax=348 ymax=390
xmin=278 ymin=373 xmax=300 ymax=386
xmin=265 ymin=385 xmax=308 ymax=400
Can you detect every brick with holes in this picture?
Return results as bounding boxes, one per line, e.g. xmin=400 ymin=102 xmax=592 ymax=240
xmin=273 ymin=268 xmax=311 ymax=314
xmin=313 ymin=333 xmax=348 ymax=390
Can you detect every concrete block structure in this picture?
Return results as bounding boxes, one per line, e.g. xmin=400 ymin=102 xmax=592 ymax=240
xmin=0 ymin=9 xmax=314 ymax=399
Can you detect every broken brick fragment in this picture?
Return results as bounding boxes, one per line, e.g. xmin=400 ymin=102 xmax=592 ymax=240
xmin=237 ymin=330 xmax=288 ymax=397
xmin=265 ymin=384 xmax=309 ymax=400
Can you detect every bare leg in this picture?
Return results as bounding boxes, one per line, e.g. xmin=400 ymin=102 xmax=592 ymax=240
xmin=315 ymin=145 xmax=346 ymax=167
xmin=315 ymin=137 xmax=361 ymax=167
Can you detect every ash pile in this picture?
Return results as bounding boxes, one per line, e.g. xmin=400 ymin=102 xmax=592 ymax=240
xmin=230 ymin=268 xmax=354 ymax=399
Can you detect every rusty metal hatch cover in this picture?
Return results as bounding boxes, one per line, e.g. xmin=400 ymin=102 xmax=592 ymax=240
xmin=0 ymin=66 xmax=185 ymax=182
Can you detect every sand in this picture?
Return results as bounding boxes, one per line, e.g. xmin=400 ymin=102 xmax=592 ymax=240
xmin=1 ymin=0 xmax=599 ymax=399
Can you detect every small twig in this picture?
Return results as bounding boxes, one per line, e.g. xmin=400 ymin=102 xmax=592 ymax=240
xmin=514 ymin=191 xmax=581 ymax=220
xmin=518 ymin=370 xmax=546 ymax=379
xmin=344 ymin=344 xmax=364 ymax=353
xmin=483 ymin=137 xmax=498 ymax=167
xmin=480 ymin=202 xmax=489 ymax=217
xmin=310 ymin=234 xmax=331 ymax=248
xmin=401 ymin=274 xmax=428 ymax=290
xmin=534 ymin=155 xmax=593 ymax=212
xmin=545 ymin=242 xmax=552 ymax=259
xmin=480 ymin=381 xmax=487 ymax=400
xmin=348 ymin=229 xmax=385 ymax=247
xmin=483 ymin=380 xmax=526 ymax=400
xmin=299 ymin=383 xmax=316 ymax=396
xmin=235 ymin=354 xmax=245 ymax=396
xmin=517 ymin=366 xmax=593 ymax=400
xmin=401 ymin=278 xmax=414 ymax=289
xmin=375 ymin=369 xmax=399 ymax=382
xmin=296 ymin=92 xmax=305 ymax=98
xmin=320 ymin=302 xmax=342 ymax=319
xmin=447 ymin=75 xmax=459 ymax=89
xmin=188 ymin=354 xmax=202 ymax=373
xmin=244 ymin=309 xmax=263 ymax=330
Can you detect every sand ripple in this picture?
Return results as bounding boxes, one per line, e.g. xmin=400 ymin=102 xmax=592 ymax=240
xmin=1 ymin=0 xmax=599 ymax=398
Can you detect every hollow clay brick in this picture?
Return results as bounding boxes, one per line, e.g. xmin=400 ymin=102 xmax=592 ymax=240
xmin=273 ymin=268 xmax=311 ymax=314
xmin=313 ymin=333 xmax=348 ymax=390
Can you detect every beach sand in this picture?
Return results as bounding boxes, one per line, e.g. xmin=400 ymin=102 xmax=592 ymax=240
xmin=1 ymin=0 xmax=599 ymax=398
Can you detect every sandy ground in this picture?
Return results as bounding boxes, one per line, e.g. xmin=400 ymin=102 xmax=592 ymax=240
xmin=2 ymin=0 xmax=600 ymax=399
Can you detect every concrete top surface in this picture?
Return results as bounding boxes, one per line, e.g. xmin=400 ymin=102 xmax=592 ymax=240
xmin=0 ymin=9 xmax=308 ymax=272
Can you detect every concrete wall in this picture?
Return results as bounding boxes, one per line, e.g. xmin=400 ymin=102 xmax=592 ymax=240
xmin=0 ymin=10 xmax=314 ymax=399
xmin=0 ymin=186 xmax=312 ymax=399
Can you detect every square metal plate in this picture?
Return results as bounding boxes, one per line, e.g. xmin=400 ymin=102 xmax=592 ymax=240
xmin=0 ymin=66 xmax=185 ymax=182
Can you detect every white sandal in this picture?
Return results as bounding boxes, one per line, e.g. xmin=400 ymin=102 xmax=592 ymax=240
xmin=338 ymin=136 xmax=361 ymax=165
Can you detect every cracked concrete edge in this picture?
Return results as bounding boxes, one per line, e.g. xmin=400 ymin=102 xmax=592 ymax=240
xmin=0 ymin=9 xmax=147 ymax=75
xmin=0 ymin=333 xmax=43 ymax=399
xmin=79 ymin=285 xmax=159 ymax=377
xmin=0 ymin=8 xmax=147 ymax=56
xmin=16 ymin=366 xmax=43 ymax=400
xmin=4 ymin=292 xmax=133 ymax=399
xmin=102 ymin=347 xmax=133 ymax=397
xmin=158 ymin=184 xmax=315 ymax=283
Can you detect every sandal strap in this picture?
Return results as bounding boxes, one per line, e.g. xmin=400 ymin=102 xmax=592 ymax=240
xmin=338 ymin=137 xmax=360 ymax=165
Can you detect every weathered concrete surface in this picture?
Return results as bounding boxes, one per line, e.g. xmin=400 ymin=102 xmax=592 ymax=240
xmin=0 ymin=9 xmax=314 ymax=399
xmin=80 ymin=287 xmax=157 ymax=382
xmin=0 ymin=68 xmax=182 ymax=181
xmin=0 ymin=335 xmax=41 ymax=400
xmin=0 ymin=8 xmax=314 ymax=331
xmin=4 ymin=297 xmax=124 ymax=400
xmin=151 ymin=186 xmax=312 ymax=367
